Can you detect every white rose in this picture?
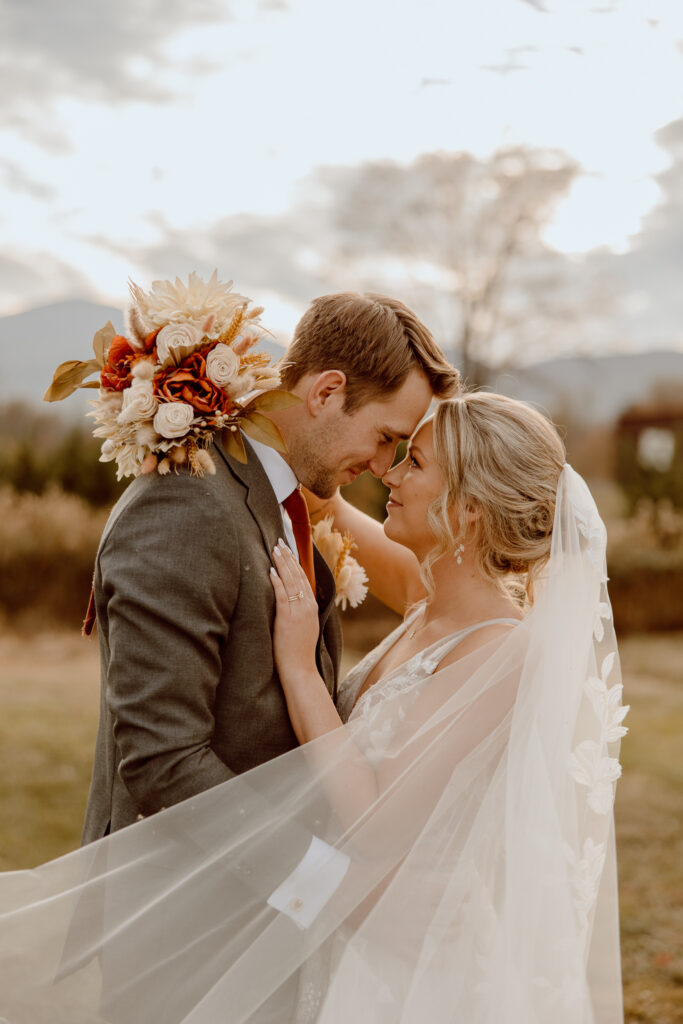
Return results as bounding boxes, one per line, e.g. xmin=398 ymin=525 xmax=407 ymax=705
xmin=153 ymin=401 xmax=195 ymax=439
xmin=206 ymin=343 xmax=240 ymax=389
xmin=117 ymin=381 xmax=158 ymax=425
xmin=156 ymin=322 xmax=204 ymax=367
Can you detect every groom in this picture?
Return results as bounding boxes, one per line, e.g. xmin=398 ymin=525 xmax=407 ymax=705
xmin=75 ymin=292 xmax=456 ymax=1022
xmin=82 ymin=291 xmax=458 ymax=845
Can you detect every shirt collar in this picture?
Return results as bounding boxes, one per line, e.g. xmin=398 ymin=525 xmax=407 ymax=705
xmin=244 ymin=434 xmax=299 ymax=505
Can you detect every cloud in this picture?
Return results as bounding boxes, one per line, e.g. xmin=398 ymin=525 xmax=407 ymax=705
xmin=0 ymin=159 xmax=57 ymax=201
xmin=106 ymin=142 xmax=683 ymax=364
xmin=86 ymin=208 xmax=328 ymax=313
xmin=0 ymin=0 xmax=230 ymax=144
xmin=9 ymin=125 xmax=683 ymax=362
xmin=481 ymin=45 xmax=538 ymax=75
xmin=84 ymin=150 xmax=590 ymax=363
xmin=0 ymin=252 xmax=97 ymax=313
xmin=590 ymin=115 xmax=683 ymax=350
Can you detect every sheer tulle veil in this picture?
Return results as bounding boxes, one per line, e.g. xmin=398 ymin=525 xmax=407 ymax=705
xmin=0 ymin=464 xmax=625 ymax=1023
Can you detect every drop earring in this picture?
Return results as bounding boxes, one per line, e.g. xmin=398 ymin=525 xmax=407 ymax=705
xmin=454 ymin=543 xmax=465 ymax=565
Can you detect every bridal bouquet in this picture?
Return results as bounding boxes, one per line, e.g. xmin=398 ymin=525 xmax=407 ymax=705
xmin=44 ymin=271 xmax=298 ymax=479
xmin=312 ymin=514 xmax=368 ymax=610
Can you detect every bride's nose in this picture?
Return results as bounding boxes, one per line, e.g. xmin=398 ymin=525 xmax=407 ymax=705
xmin=382 ymin=458 xmax=405 ymax=488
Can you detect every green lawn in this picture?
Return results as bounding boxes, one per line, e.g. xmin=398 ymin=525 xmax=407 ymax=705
xmin=0 ymin=627 xmax=681 ymax=1022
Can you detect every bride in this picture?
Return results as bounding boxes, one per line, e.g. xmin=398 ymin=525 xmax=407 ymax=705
xmin=0 ymin=392 xmax=625 ymax=1023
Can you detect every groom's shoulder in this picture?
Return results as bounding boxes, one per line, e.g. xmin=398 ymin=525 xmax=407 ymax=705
xmin=100 ymin=446 xmax=245 ymax=545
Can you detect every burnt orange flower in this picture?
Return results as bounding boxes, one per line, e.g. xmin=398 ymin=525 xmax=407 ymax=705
xmin=100 ymin=335 xmax=135 ymax=391
xmin=154 ymin=350 xmax=230 ymax=415
xmin=144 ymin=328 xmax=161 ymax=353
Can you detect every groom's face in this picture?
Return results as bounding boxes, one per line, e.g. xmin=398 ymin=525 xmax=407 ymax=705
xmin=291 ymin=368 xmax=434 ymax=498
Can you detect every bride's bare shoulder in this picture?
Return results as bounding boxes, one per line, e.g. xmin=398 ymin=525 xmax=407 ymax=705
xmin=435 ymin=621 xmax=521 ymax=671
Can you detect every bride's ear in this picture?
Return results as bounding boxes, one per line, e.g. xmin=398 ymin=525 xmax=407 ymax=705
xmin=465 ymin=502 xmax=482 ymax=525
xmin=306 ymin=371 xmax=348 ymax=416
xmin=449 ymin=499 xmax=481 ymax=529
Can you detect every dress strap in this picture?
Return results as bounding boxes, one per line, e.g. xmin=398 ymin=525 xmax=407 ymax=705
xmin=423 ymin=618 xmax=521 ymax=670
xmin=456 ymin=617 xmax=521 ymax=637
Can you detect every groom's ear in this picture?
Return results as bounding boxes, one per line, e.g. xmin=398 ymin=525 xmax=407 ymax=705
xmin=306 ymin=370 xmax=348 ymax=416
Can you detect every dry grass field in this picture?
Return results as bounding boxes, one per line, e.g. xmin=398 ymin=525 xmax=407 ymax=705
xmin=0 ymin=627 xmax=681 ymax=1022
xmin=615 ymin=633 xmax=683 ymax=1024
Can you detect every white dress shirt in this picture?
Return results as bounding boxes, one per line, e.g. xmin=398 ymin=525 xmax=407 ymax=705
xmin=243 ymin=434 xmax=300 ymax=561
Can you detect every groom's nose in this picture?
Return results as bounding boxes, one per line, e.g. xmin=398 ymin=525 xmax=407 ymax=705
xmin=368 ymin=449 xmax=395 ymax=479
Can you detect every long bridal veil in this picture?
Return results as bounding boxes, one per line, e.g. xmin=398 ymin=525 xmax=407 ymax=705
xmin=0 ymin=465 xmax=625 ymax=1023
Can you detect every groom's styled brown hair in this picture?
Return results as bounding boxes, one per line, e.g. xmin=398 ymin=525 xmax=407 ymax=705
xmin=281 ymin=292 xmax=460 ymax=410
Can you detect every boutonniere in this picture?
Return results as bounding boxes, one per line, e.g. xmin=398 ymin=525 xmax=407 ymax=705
xmin=311 ymin=515 xmax=369 ymax=611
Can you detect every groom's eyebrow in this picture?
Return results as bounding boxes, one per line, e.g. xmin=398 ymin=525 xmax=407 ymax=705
xmin=380 ymin=424 xmax=411 ymax=441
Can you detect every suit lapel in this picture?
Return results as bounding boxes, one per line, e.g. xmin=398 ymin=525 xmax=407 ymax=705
xmin=214 ymin=436 xmax=339 ymax=616
xmin=214 ymin=434 xmax=341 ymax=700
xmin=214 ymin=435 xmax=284 ymax=559
xmin=313 ymin=550 xmax=341 ymax=703
xmin=313 ymin=548 xmax=337 ymax=625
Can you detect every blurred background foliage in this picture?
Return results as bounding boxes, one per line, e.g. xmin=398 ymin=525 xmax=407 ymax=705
xmin=2 ymin=394 xmax=682 ymax=633
xmin=0 ymin=402 xmax=125 ymax=506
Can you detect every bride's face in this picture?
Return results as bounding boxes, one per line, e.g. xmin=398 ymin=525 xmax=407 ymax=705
xmin=381 ymin=419 xmax=446 ymax=559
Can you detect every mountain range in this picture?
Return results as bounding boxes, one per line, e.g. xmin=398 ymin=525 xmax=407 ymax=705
xmin=2 ymin=300 xmax=682 ymax=425
xmin=0 ymin=300 xmax=288 ymax=422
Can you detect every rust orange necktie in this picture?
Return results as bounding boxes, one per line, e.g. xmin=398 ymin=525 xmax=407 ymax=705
xmin=282 ymin=486 xmax=316 ymax=593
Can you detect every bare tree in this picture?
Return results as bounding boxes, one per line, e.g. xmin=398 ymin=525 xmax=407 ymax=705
xmin=313 ymin=148 xmax=584 ymax=385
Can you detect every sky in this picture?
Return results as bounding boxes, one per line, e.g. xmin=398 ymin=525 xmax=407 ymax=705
xmin=1 ymin=0 xmax=682 ymax=356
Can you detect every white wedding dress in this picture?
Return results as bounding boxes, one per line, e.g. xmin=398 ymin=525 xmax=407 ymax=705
xmin=337 ymin=615 xmax=522 ymax=726
xmin=295 ymin=614 xmax=521 ymax=1023
xmin=0 ymin=466 xmax=625 ymax=1024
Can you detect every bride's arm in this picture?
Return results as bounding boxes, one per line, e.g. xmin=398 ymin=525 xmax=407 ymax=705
xmin=271 ymin=543 xmax=516 ymax=856
xmin=306 ymin=488 xmax=424 ymax=615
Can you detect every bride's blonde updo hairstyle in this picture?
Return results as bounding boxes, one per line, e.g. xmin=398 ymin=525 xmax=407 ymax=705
xmin=426 ymin=392 xmax=566 ymax=605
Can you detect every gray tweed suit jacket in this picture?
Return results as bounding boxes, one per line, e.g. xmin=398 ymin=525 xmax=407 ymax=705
xmin=81 ymin=435 xmax=342 ymax=845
